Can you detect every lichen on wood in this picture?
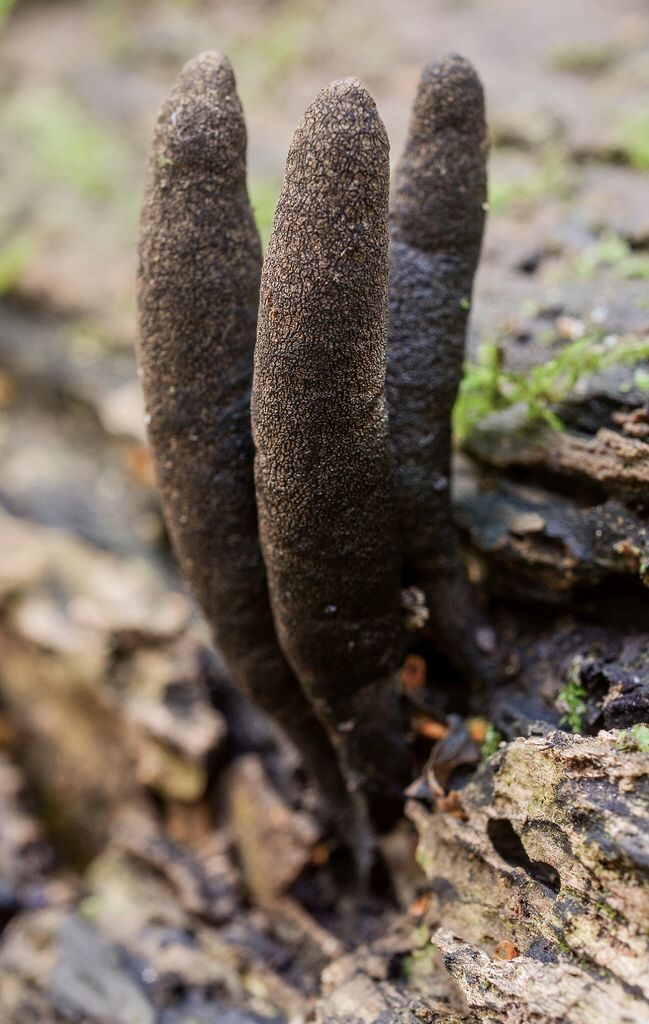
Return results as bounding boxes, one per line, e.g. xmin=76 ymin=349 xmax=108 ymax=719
xmin=408 ymin=729 xmax=649 ymax=1023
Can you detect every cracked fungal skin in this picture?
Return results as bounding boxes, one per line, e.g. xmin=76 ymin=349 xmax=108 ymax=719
xmin=387 ymin=56 xmax=495 ymax=685
xmin=136 ymin=52 xmax=352 ymax=824
xmin=252 ymin=79 xmax=410 ymax=832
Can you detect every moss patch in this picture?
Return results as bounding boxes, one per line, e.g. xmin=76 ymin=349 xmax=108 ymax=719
xmin=454 ymin=331 xmax=649 ymax=443
xmin=548 ymin=42 xmax=626 ymax=76
xmin=573 ymin=234 xmax=649 ymax=281
xmin=616 ymin=723 xmax=649 ymax=753
xmin=556 ymin=657 xmax=588 ymax=733
xmin=488 ymin=152 xmax=571 ymax=213
xmin=619 ymin=111 xmax=649 ymax=170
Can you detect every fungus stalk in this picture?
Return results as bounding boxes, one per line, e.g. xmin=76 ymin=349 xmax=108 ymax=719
xmin=387 ymin=55 xmax=496 ymax=686
xmin=136 ymin=53 xmax=352 ymax=828
xmin=252 ymin=79 xmax=410 ymax=833
xmin=137 ymin=51 xmax=501 ymax=850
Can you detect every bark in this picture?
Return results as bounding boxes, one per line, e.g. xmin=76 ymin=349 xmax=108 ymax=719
xmin=466 ymin=417 xmax=649 ymax=500
xmin=456 ymin=401 xmax=649 ymax=609
xmin=407 ymin=728 xmax=649 ymax=1024
xmin=136 ymin=52 xmax=351 ymax=827
xmin=252 ymin=78 xmax=410 ymax=835
xmin=455 ymin=458 xmax=649 ymax=602
xmin=317 ymin=941 xmax=476 ymax=1023
xmin=0 ymin=511 xmax=647 ymax=1024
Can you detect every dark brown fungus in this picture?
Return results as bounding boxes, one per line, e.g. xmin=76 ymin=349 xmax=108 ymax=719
xmin=136 ymin=52 xmax=352 ymax=825
xmin=252 ymin=79 xmax=411 ymax=834
xmin=387 ymin=55 xmax=497 ymax=686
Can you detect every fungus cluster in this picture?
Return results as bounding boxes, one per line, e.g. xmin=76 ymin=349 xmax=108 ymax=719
xmin=136 ymin=50 xmax=494 ymax=848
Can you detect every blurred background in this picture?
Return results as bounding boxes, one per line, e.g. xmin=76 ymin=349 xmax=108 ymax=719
xmin=0 ymin=0 xmax=649 ymax=558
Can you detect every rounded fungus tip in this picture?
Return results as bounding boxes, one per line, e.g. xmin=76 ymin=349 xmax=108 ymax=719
xmin=292 ymin=76 xmax=388 ymax=158
xmin=418 ymin=54 xmax=485 ymax=128
xmin=159 ymin=50 xmax=244 ymax=172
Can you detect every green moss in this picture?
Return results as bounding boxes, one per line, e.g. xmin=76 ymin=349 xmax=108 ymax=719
xmin=248 ymin=175 xmax=280 ymax=250
xmin=616 ymin=723 xmax=649 ymax=753
xmin=415 ymin=844 xmax=433 ymax=875
xmin=619 ymin=111 xmax=649 ymax=170
xmin=79 ymin=894 xmax=102 ymax=921
xmin=0 ymin=233 xmax=34 ymax=294
xmin=230 ymin=0 xmax=324 ymax=92
xmin=488 ymin=152 xmax=571 ymax=213
xmin=5 ymin=88 xmax=127 ymax=200
xmin=68 ymin=318 xmax=115 ymax=354
xmin=556 ymin=657 xmax=588 ymax=733
xmin=414 ymin=922 xmax=431 ymax=947
xmin=400 ymin=953 xmax=416 ymax=979
xmin=401 ymin=924 xmax=438 ymax=984
xmin=548 ymin=42 xmax=624 ymax=75
xmin=0 ymin=0 xmax=18 ymax=31
xmin=454 ymin=331 xmax=649 ymax=444
xmin=574 ymin=234 xmax=649 ymax=281
xmin=634 ymin=368 xmax=649 ymax=391
xmin=481 ymin=722 xmax=503 ymax=761
xmin=454 ymin=340 xmax=506 ymax=442
xmin=598 ymin=901 xmax=620 ymax=921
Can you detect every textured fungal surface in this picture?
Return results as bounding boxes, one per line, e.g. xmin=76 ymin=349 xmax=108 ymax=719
xmin=252 ymin=79 xmax=410 ymax=831
xmin=387 ymin=55 xmax=493 ymax=684
xmin=136 ymin=52 xmax=351 ymax=820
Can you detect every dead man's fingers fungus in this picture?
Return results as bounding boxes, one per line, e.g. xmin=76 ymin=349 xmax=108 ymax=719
xmin=252 ymin=78 xmax=410 ymax=831
xmin=387 ymin=55 xmax=497 ymax=684
xmin=136 ymin=52 xmax=351 ymax=821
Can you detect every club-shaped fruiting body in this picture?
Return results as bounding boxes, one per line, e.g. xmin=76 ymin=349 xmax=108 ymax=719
xmin=252 ymin=79 xmax=410 ymax=831
xmin=387 ymin=55 xmax=495 ymax=684
xmin=136 ymin=52 xmax=352 ymax=824
xmin=137 ymin=52 xmax=499 ymax=844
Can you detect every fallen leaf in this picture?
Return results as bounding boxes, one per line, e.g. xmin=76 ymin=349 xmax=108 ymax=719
xmin=416 ymin=717 xmax=448 ymax=741
xmin=408 ymin=894 xmax=431 ymax=918
xmin=400 ymin=654 xmax=427 ymax=691
xmin=495 ymin=939 xmax=520 ymax=960
xmin=467 ymin=717 xmax=488 ymax=743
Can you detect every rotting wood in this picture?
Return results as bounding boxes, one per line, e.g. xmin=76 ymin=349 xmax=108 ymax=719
xmin=456 ymin=462 xmax=648 ymax=601
xmin=465 ymin=411 xmax=649 ymax=500
xmin=406 ymin=729 xmax=649 ymax=1024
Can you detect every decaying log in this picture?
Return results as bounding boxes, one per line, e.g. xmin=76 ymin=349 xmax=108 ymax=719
xmin=1 ymin=503 xmax=647 ymax=1024
xmin=407 ymin=728 xmax=649 ymax=1024
xmin=315 ymin=913 xmax=476 ymax=1024
xmin=435 ymin=929 xmax=646 ymax=1024
xmin=317 ymin=955 xmax=474 ymax=1024
xmin=484 ymin=618 xmax=649 ymax=743
xmin=225 ymin=755 xmax=320 ymax=907
xmin=456 ymin=343 xmax=649 ymax=610
xmin=456 ymin=461 xmax=648 ymax=601
xmin=465 ymin=413 xmax=649 ymax=500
